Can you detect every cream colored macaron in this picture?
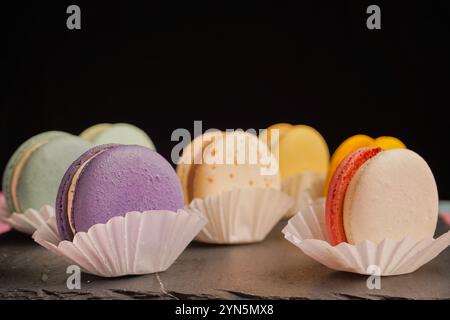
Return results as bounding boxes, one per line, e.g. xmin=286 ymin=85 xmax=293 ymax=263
xmin=343 ymin=149 xmax=439 ymax=244
xmin=176 ymin=131 xmax=223 ymax=204
xmin=178 ymin=131 xmax=281 ymax=203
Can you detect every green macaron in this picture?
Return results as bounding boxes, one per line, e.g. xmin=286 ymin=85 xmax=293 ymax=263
xmin=80 ymin=123 xmax=156 ymax=150
xmin=2 ymin=131 xmax=91 ymax=213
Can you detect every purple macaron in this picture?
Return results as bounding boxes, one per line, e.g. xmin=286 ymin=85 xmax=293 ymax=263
xmin=56 ymin=144 xmax=184 ymax=241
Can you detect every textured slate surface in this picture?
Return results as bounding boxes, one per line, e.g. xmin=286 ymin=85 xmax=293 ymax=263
xmin=0 ymin=204 xmax=449 ymax=300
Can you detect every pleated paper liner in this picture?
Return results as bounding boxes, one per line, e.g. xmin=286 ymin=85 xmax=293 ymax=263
xmin=0 ymin=194 xmax=54 ymax=235
xmin=33 ymin=209 xmax=207 ymax=277
xmin=282 ymin=199 xmax=450 ymax=276
xmin=281 ymin=172 xmax=325 ymax=219
xmin=189 ymin=187 xmax=293 ymax=244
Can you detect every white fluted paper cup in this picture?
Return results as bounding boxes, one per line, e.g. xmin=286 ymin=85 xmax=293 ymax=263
xmin=189 ymin=187 xmax=293 ymax=244
xmin=282 ymin=199 xmax=450 ymax=276
xmin=0 ymin=194 xmax=54 ymax=235
xmin=33 ymin=209 xmax=207 ymax=277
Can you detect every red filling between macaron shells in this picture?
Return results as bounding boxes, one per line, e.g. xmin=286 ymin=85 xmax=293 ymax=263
xmin=325 ymin=147 xmax=382 ymax=245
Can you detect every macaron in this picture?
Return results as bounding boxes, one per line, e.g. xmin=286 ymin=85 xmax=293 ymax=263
xmin=273 ymin=125 xmax=329 ymax=181
xmin=80 ymin=123 xmax=156 ymax=150
xmin=326 ymin=147 xmax=439 ymax=245
xmin=176 ymin=130 xmax=223 ymax=204
xmin=56 ymin=144 xmax=184 ymax=241
xmin=79 ymin=123 xmax=112 ymax=141
xmin=2 ymin=132 xmax=91 ymax=213
xmin=372 ymin=136 xmax=406 ymax=150
xmin=177 ymin=131 xmax=281 ymax=203
xmin=259 ymin=123 xmax=293 ymax=151
xmin=324 ymin=134 xmax=406 ymax=194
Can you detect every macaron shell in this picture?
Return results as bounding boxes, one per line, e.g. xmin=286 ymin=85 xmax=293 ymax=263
xmin=14 ymin=136 xmax=91 ymax=213
xmin=2 ymin=131 xmax=72 ymax=212
xmin=69 ymin=145 xmax=183 ymax=237
xmin=324 ymin=134 xmax=374 ymax=194
xmin=258 ymin=123 xmax=292 ymax=150
xmin=176 ymin=131 xmax=223 ymax=204
xmin=56 ymin=144 xmax=119 ymax=240
xmin=343 ymin=149 xmax=439 ymax=244
xmin=325 ymin=147 xmax=382 ymax=245
xmin=191 ymin=132 xmax=280 ymax=200
xmin=91 ymin=123 xmax=156 ymax=150
xmin=371 ymin=136 xmax=406 ymax=150
xmin=80 ymin=123 xmax=112 ymax=141
xmin=277 ymin=125 xmax=329 ymax=180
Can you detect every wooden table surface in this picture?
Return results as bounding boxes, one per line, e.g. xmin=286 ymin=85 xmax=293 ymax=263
xmin=1 ymin=202 xmax=449 ymax=300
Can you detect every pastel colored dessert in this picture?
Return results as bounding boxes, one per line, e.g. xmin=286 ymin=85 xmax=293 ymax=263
xmin=176 ymin=131 xmax=223 ymax=204
xmin=56 ymin=144 xmax=184 ymax=240
xmin=324 ymin=135 xmax=406 ymax=194
xmin=2 ymin=132 xmax=91 ymax=213
xmin=79 ymin=123 xmax=113 ymax=141
xmin=260 ymin=124 xmax=329 ymax=181
xmin=80 ymin=123 xmax=155 ymax=150
xmin=326 ymin=147 xmax=439 ymax=245
xmin=177 ymin=131 xmax=281 ymax=204
xmin=258 ymin=123 xmax=293 ymax=151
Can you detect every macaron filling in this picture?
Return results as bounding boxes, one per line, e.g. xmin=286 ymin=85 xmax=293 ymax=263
xmin=10 ymin=140 xmax=48 ymax=212
xmin=66 ymin=149 xmax=107 ymax=234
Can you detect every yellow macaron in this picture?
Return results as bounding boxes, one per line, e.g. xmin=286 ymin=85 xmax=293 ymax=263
xmin=263 ymin=124 xmax=329 ymax=181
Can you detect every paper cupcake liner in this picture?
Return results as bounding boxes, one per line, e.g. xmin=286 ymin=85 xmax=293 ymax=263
xmin=282 ymin=199 xmax=450 ymax=276
xmin=0 ymin=203 xmax=55 ymax=235
xmin=281 ymin=172 xmax=325 ymax=219
xmin=33 ymin=209 xmax=207 ymax=277
xmin=189 ymin=187 xmax=293 ymax=244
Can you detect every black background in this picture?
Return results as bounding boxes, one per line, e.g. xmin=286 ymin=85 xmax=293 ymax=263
xmin=2 ymin=1 xmax=450 ymax=197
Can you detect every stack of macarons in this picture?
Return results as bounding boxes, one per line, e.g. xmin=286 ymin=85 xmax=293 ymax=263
xmin=325 ymin=147 xmax=438 ymax=245
xmin=177 ymin=130 xmax=281 ymax=204
xmin=2 ymin=131 xmax=91 ymax=214
xmin=259 ymin=123 xmax=330 ymax=181
xmin=56 ymin=144 xmax=184 ymax=240
xmin=80 ymin=123 xmax=155 ymax=150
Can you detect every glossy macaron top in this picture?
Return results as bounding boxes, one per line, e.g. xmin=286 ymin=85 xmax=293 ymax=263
xmin=56 ymin=144 xmax=184 ymax=240
xmin=2 ymin=131 xmax=91 ymax=213
xmin=326 ymin=147 xmax=438 ymax=245
xmin=80 ymin=123 xmax=155 ymax=150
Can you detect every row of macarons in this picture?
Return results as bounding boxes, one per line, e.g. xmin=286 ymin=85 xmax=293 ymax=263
xmin=176 ymin=124 xmax=439 ymax=246
xmin=2 ymin=120 xmax=437 ymax=246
